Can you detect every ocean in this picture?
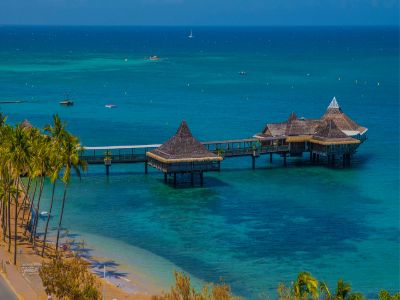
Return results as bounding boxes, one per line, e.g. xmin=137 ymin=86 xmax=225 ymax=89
xmin=0 ymin=26 xmax=398 ymax=298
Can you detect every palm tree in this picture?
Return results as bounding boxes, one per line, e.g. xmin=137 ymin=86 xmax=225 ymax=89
xmin=55 ymin=132 xmax=87 ymax=252
xmin=22 ymin=127 xmax=42 ymax=236
xmin=0 ymin=125 xmax=13 ymax=250
xmin=293 ymin=272 xmax=319 ymax=300
xmin=320 ymin=281 xmax=331 ymax=300
xmin=41 ymin=115 xmax=66 ymax=257
xmin=9 ymin=125 xmax=30 ymax=264
xmin=30 ymin=134 xmax=51 ymax=249
xmin=334 ymin=279 xmax=351 ymax=300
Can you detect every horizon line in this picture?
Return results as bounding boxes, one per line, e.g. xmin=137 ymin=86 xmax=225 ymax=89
xmin=1 ymin=24 xmax=398 ymax=27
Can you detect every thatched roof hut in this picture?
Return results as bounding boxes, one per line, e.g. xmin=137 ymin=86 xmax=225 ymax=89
xmin=254 ymin=97 xmax=367 ymax=143
xmin=321 ymin=97 xmax=367 ymax=136
xmin=147 ymin=121 xmax=222 ymax=186
xmin=310 ymin=120 xmax=360 ymax=145
xmin=147 ymin=121 xmax=222 ymax=163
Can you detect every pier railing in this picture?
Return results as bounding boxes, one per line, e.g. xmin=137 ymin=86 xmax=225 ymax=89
xmin=80 ymin=140 xmax=290 ymax=165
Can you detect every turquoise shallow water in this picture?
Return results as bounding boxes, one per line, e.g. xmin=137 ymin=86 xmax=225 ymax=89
xmin=1 ymin=26 xmax=399 ymax=298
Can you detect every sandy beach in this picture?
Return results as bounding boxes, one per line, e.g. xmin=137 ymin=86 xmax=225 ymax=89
xmin=0 ymin=182 xmax=156 ymax=300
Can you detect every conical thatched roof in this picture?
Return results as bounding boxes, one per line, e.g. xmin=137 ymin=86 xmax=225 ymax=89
xmin=311 ymin=120 xmax=360 ymax=145
xmin=147 ymin=121 xmax=222 ymax=163
xmin=322 ymin=97 xmax=367 ymax=135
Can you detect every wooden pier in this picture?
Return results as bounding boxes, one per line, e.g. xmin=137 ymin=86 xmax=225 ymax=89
xmin=80 ymin=138 xmax=292 ymax=175
xmin=80 ymin=98 xmax=368 ymax=182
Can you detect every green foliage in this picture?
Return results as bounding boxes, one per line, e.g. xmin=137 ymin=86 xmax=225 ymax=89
xmin=277 ymin=272 xmax=319 ymax=300
xmin=152 ymin=271 xmax=241 ymax=300
xmin=39 ymin=255 xmax=100 ymax=300
xmin=379 ymin=290 xmax=400 ymax=300
xmin=348 ymin=293 xmax=365 ymax=300
xmin=277 ymin=274 xmax=371 ymax=300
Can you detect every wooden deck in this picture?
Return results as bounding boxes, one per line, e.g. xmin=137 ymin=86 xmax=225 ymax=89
xmin=80 ymin=139 xmax=290 ymax=165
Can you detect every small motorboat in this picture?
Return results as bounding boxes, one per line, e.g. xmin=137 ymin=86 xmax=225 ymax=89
xmin=60 ymin=93 xmax=74 ymax=106
xmin=149 ymin=55 xmax=160 ymax=61
xmin=39 ymin=211 xmax=49 ymax=217
xmin=59 ymin=100 xmax=74 ymax=106
xmin=238 ymin=71 xmax=247 ymax=76
xmin=105 ymin=104 xmax=117 ymax=109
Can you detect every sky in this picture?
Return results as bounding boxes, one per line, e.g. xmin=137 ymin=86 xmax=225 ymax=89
xmin=0 ymin=0 xmax=398 ymax=26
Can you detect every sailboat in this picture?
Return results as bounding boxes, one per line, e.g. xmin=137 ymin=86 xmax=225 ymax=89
xmin=188 ymin=30 xmax=194 ymax=39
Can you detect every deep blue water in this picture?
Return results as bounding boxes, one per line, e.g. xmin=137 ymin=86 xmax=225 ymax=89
xmin=0 ymin=26 xmax=399 ymax=298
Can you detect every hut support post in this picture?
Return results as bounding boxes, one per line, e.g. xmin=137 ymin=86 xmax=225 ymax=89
xmin=270 ymin=153 xmax=273 ymax=163
xmin=283 ymin=153 xmax=287 ymax=166
xmin=347 ymin=154 xmax=351 ymax=166
xmin=309 ymin=152 xmax=312 ymax=161
xmin=316 ymin=154 xmax=320 ymax=163
xmin=105 ymin=164 xmax=110 ymax=176
xmin=200 ymin=172 xmax=204 ymax=186
xmin=331 ymin=154 xmax=335 ymax=166
xmin=164 ymin=173 xmax=167 ymax=183
xmin=144 ymin=161 xmax=148 ymax=174
xmin=191 ymin=173 xmax=194 ymax=186
xmin=173 ymin=173 xmax=177 ymax=187
xmin=252 ymin=155 xmax=256 ymax=170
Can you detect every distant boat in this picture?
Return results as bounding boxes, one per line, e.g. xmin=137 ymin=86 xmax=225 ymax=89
xmin=105 ymin=104 xmax=117 ymax=109
xmin=59 ymin=94 xmax=74 ymax=106
xmin=149 ymin=55 xmax=160 ymax=61
xmin=59 ymin=100 xmax=74 ymax=106
xmin=188 ymin=30 xmax=194 ymax=39
xmin=238 ymin=71 xmax=247 ymax=76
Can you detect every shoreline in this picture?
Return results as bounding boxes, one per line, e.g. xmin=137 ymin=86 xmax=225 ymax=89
xmin=0 ymin=180 xmax=157 ymax=300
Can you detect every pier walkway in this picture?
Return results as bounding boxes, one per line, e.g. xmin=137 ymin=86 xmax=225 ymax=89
xmin=81 ymin=138 xmax=290 ymax=174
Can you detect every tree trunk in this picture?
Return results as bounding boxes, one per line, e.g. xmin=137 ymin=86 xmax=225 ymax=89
xmin=7 ymin=190 xmax=11 ymax=252
xmin=41 ymin=182 xmax=56 ymax=257
xmin=2 ymin=189 xmax=7 ymax=243
xmin=1 ymin=198 xmax=6 ymax=242
xmin=23 ymin=178 xmax=38 ymax=236
xmin=32 ymin=176 xmax=44 ymax=247
xmin=55 ymin=182 xmax=68 ymax=253
xmin=18 ymin=177 xmax=31 ymax=217
xmin=13 ymin=178 xmax=19 ymax=265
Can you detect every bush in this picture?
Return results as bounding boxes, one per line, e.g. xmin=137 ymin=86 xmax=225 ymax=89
xmin=152 ymin=271 xmax=241 ymax=300
xmin=39 ymin=255 xmax=100 ymax=300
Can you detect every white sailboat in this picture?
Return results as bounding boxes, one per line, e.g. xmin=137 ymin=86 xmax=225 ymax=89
xmin=188 ymin=30 xmax=194 ymax=39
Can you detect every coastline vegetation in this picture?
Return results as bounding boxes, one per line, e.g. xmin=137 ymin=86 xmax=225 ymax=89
xmin=0 ymin=112 xmax=86 ymax=265
xmin=154 ymin=271 xmax=399 ymax=300
xmin=39 ymin=253 xmax=100 ymax=300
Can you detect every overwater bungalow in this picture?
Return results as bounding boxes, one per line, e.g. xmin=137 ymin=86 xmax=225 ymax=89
xmin=254 ymin=97 xmax=367 ymax=164
xmin=146 ymin=121 xmax=223 ymax=186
